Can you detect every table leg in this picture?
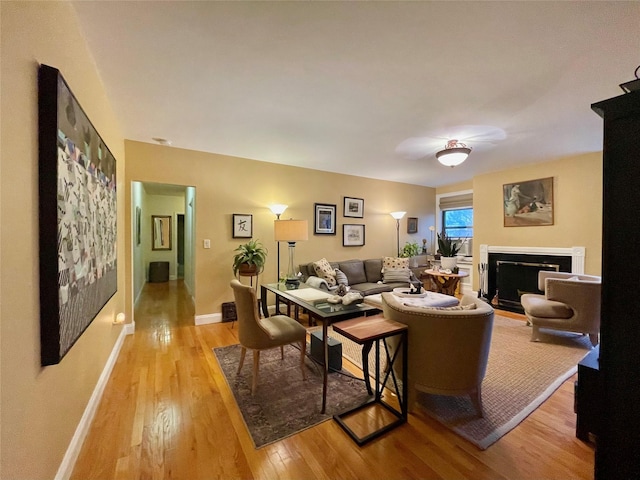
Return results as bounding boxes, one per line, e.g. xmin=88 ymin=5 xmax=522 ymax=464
xmin=362 ymin=341 xmax=373 ymax=395
xmin=260 ymin=286 xmax=270 ymax=318
xmin=375 ymin=339 xmax=381 ymax=401
xmin=402 ymin=330 xmax=408 ymax=418
xmin=322 ymin=319 xmax=328 ymax=414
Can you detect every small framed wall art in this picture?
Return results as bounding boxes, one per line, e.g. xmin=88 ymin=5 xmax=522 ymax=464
xmin=407 ymin=217 xmax=418 ymax=234
xmin=343 ymin=196 xmax=364 ymax=218
xmin=314 ymin=203 xmax=336 ymax=234
xmin=343 ymin=224 xmax=365 ymax=246
xmin=233 ymin=214 xmax=253 ymax=238
xmin=152 ymin=215 xmax=172 ymax=250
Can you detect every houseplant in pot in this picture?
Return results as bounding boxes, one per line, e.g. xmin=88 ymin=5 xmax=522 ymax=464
xmin=400 ymin=241 xmax=421 ymax=268
xmin=232 ymin=239 xmax=267 ymax=277
xmin=437 ymin=232 xmax=463 ymax=270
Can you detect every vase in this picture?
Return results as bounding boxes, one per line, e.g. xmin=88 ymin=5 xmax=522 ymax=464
xmin=409 ymin=256 xmax=419 ymax=268
xmin=440 ymin=256 xmax=458 ymax=270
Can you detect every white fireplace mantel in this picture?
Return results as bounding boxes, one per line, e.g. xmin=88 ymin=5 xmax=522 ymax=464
xmin=479 ymin=245 xmax=585 ymax=274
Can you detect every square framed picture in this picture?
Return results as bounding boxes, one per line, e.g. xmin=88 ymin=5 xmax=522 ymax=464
xmin=343 ymin=196 xmax=364 ymax=218
xmin=407 ymin=217 xmax=418 ymax=234
xmin=314 ymin=203 xmax=336 ymax=235
xmin=343 ymin=224 xmax=365 ymax=246
xmin=232 ymin=214 xmax=253 ymax=238
xmin=503 ymin=177 xmax=554 ymax=227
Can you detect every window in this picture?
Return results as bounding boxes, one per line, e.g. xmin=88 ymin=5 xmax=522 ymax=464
xmin=443 ymin=208 xmax=473 ymax=238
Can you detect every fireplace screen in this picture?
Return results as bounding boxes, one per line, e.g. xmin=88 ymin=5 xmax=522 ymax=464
xmin=496 ymin=261 xmax=559 ymax=310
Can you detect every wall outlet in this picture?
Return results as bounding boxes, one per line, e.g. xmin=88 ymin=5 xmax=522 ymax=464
xmin=204 ymin=239 xmax=211 ymax=249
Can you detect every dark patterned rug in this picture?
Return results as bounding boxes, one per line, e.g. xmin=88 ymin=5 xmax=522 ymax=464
xmin=213 ymin=343 xmax=371 ymax=448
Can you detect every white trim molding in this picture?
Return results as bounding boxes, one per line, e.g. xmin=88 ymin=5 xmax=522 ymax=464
xmin=479 ymin=245 xmax=585 ymax=294
xmin=480 ymin=245 xmax=585 ymax=272
xmin=55 ymin=324 xmax=130 ymax=480
xmin=195 ymin=313 xmax=222 ymax=325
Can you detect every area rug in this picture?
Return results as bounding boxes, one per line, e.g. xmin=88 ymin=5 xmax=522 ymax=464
xmin=213 ymin=343 xmax=371 ymax=448
xmin=324 ymin=315 xmax=593 ymax=450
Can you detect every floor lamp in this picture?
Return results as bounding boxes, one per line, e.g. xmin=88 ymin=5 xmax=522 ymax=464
xmin=274 ymin=219 xmax=308 ymax=286
xmin=269 ymin=204 xmax=288 ymax=280
xmin=390 ymin=211 xmax=406 ymax=257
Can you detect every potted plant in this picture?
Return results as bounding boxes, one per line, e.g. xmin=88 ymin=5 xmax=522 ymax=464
xmin=437 ymin=232 xmax=463 ymax=270
xmin=232 ymin=239 xmax=267 ymax=276
xmin=400 ymin=241 xmax=421 ymax=267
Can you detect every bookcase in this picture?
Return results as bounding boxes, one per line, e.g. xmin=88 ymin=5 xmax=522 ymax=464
xmin=591 ymin=86 xmax=640 ymax=478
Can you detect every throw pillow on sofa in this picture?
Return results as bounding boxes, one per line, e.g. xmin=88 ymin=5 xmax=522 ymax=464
xmin=383 ymin=268 xmax=411 ymax=284
xmin=382 ymin=256 xmax=409 ymax=272
xmin=335 ymin=269 xmax=349 ymax=286
xmin=313 ymin=258 xmax=337 ymax=286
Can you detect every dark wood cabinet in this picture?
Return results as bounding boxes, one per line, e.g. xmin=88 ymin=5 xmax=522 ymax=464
xmin=591 ymin=87 xmax=640 ymax=479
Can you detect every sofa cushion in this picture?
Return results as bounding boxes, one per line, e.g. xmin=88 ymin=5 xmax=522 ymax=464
xmin=364 ymin=259 xmax=383 ymax=283
xmin=350 ymin=283 xmax=394 ymax=296
xmin=383 ymin=268 xmax=411 ymax=284
xmin=382 ymin=256 xmax=409 ymax=271
xmin=313 ymin=258 xmax=336 ymax=286
xmin=339 ymin=261 xmax=367 ymax=285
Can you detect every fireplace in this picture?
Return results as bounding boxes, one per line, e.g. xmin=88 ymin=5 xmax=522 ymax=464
xmin=479 ymin=245 xmax=585 ymax=313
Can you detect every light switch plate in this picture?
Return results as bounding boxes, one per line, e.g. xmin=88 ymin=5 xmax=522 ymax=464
xmin=204 ymin=239 xmax=211 ymax=249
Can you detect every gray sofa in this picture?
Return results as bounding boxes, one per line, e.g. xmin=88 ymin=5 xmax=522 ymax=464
xmin=299 ymin=258 xmax=418 ymax=296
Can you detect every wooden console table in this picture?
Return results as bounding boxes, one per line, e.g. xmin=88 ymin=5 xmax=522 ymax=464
xmin=332 ymin=316 xmax=408 ymax=446
xmin=422 ymin=269 xmax=469 ymax=296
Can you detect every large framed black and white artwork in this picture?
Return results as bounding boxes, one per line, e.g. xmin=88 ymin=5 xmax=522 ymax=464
xmin=38 ymin=64 xmax=118 ymax=366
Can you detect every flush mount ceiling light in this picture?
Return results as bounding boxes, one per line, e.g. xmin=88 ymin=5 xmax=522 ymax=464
xmin=436 ymin=139 xmax=471 ymax=167
xmin=152 ymin=137 xmax=173 ymax=146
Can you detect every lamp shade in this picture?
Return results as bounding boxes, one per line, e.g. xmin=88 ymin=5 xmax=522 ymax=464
xmin=274 ymin=219 xmax=308 ymax=242
xmin=390 ymin=211 xmax=406 ymax=220
xmin=269 ymin=204 xmax=288 ymax=217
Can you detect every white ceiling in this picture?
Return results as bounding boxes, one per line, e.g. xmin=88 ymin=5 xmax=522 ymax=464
xmin=72 ymin=1 xmax=640 ymax=188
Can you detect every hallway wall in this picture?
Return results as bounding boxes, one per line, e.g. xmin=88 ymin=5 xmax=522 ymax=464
xmin=1 ymin=2 xmax=126 ymax=478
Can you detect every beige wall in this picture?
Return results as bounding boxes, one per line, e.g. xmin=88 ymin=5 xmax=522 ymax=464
xmin=125 ymin=141 xmax=436 ymax=318
xmin=473 ymin=152 xmax=603 ymax=286
xmin=0 ymin=2 xmax=126 ymax=478
xmin=436 ymin=179 xmax=473 ymax=195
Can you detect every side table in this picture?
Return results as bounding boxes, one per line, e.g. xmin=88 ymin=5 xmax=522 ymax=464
xmin=332 ymin=316 xmax=408 ymax=445
xmin=422 ymin=269 xmax=469 ymax=296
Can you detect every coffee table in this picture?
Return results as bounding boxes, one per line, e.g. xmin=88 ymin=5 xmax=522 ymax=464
xmin=260 ymin=282 xmax=380 ymax=413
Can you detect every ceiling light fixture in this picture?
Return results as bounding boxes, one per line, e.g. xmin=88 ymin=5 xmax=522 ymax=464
xmin=152 ymin=137 xmax=173 ymax=146
xmin=436 ymin=139 xmax=471 ymax=167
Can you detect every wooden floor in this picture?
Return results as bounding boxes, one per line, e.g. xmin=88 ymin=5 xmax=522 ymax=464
xmin=72 ymin=280 xmax=595 ymax=479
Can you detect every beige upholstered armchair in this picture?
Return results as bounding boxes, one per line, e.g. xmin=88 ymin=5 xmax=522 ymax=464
xmin=381 ymin=293 xmax=494 ymax=417
xmin=520 ymin=271 xmax=601 ymax=347
xmin=230 ymin=279 xmax=308 ymax=395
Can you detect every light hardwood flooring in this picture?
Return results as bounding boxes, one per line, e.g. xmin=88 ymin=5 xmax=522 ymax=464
xmin=72 ymin=280 xmax=595 ymax=479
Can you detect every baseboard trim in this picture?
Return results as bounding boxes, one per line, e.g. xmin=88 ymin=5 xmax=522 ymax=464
xmin=54 ymin=324 xmax=129 ymax=480
xmin=195 ymin=313 xmax=222 ymax=325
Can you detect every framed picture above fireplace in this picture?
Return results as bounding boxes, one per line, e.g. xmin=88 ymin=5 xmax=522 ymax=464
xmin=503 ymin=177 xmax=554 ymax=227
